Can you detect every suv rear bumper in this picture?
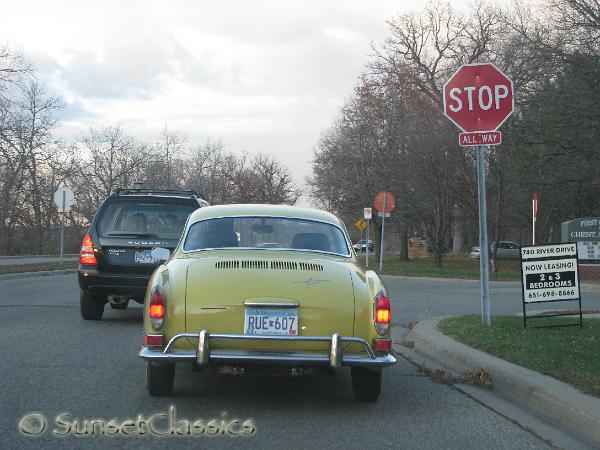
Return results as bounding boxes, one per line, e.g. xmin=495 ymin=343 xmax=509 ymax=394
xmin=78 ymin=267 xmax=150 ymax=300
xmin=139 ymin=330 xmax=397 ymax=369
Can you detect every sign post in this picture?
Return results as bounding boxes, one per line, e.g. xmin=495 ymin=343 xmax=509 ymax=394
xmin=532 ymin=193 xmax=538 ymax=245
xmin=443 ymin=63 xmax=514 ymax=327
xmin=380 ymin=195 xmax=386 ymax=273
xmin=374 ymin=192 xmax=395 ymax=273
xmin=53 ymin=187 xmax=75 ymax=265
xmin=364 ymin=207 xmax=372 ymax=267
xmin=476 ymin=147 xmax=491 ymax=325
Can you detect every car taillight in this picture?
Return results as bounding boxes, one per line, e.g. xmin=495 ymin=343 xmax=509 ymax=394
xmin=79 ymin=233 xmax=97 ymax=266
xmin=374 ymin=292 xmax=391 ymax=336
xmin=149 ymin=287 xmax=165 ymax=331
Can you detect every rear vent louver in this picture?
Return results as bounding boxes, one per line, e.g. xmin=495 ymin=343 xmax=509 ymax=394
xmin=271 ymin=261 xmax=297 ymax=270
xmin=298 ymin=262 xmax=324 ymax=271
xmin=214 ymin=261 xmax=324 ymax=271
xmin=241 ymin=260 xmax=269 ymax=269
xmin=215 ymin=261 xmax=240 ymax=269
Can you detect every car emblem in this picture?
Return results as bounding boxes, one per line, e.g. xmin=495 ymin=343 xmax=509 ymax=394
xmin=294 ymin=278 xmax=330 ymax=286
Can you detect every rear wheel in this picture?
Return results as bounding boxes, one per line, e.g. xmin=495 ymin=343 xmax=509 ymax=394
xmin=80 ymin=290 xmax=106 ymax=320
xmin=351 ymin=368 xmax=382 ymax=402
xmin=110 ymin=299 xmax=129 ymax=310
xmin=147 ymin=362 xmax=175 ymax=396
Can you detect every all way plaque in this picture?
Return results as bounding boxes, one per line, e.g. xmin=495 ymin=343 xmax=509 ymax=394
xmin=520 ymin=243 xmax=582 ymax=328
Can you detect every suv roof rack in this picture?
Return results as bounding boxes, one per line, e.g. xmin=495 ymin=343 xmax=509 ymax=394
xmin=113 ymin=188 xmax=202 ymax=198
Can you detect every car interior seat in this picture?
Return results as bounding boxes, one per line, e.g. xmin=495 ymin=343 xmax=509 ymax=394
xmin=291 ymin=233 xmax=331 ymax=252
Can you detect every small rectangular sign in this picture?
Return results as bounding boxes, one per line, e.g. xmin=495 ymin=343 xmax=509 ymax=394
xmin=521 ymin=243 xmax=577 ymax=259
xmin=520 ymin=243 xmax=580 ymax=303
xmin=377 ymin=212 xmax=390 ymax=218
xmin=364 ymin=207 xmax=372 ymax=220
xmin=459 ymin=131 xmax=502 ymax=147
xmin=577 ymin=241 xmax=600 ymax=260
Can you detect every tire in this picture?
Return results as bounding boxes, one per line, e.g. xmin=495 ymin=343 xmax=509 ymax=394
xmin=351 ymin=368 xmax=382 ymax=402
xmin=110 ymin=300 xmax=129 ymax=310
xmin=147 ymin=362 xmax=175 ymax=396
xmin=80 ymin=290 xmax=106 ymax=320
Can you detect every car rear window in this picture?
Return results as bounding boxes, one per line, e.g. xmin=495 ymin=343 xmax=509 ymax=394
xmin=98 ymin=199 xmax=198 ymax=240
xmin=183 ymin=216 xmax=350 ymax=256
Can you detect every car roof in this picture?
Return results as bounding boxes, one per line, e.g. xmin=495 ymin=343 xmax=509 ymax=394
xmin=187 ymin=204 xmax=343 ymax=227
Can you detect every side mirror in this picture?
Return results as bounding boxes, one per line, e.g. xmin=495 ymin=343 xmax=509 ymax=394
xmin=151 ymin=247 xmax=171 ymax=262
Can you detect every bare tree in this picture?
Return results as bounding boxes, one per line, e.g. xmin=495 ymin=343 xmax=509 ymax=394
xmin=249 ymin=153 xmax=301 ymax=204
xmin=155 ymin=124 xmax=186 ymax=189
xmin=72 ymin=125 xmax=149 ymax=222
xmin=0 ymin=80 xmax=64 ymax=253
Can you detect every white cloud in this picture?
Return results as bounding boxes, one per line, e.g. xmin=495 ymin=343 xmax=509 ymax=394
xmin=0 ymin=0 xmax=474 ymax=185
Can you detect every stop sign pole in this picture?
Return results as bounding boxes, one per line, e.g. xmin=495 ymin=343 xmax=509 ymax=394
xmin=374 ymin=192 xmax=395 ymax=273
xmin=443 ymin=63 xmax=514 ymax=327
xmin=475 ymin=145 xmax=491 ymax=326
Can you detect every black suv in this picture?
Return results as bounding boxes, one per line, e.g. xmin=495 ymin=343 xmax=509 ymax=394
xmin=78 ymin=188 xmax=208 ymax=320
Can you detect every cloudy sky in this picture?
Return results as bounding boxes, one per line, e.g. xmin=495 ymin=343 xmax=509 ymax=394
xmin=1 ymin=0 xmax=471 ymax=187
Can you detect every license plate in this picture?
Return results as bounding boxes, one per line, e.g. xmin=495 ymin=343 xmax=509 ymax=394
xmin=134 ymin=250 xmax=157 ymax=264
xmin=244 ymin=309 xmax=299 ymax=336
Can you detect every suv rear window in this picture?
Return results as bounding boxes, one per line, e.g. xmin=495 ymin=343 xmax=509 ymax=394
xmin=98 ymin=200 xmax=198 ymax=240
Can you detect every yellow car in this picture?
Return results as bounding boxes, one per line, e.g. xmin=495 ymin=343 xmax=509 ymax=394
xmin=139 ymin=204 xmax=396 ymax=401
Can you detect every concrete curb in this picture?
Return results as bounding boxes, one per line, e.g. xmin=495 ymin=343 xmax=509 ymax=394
xmin=0 ymin=254 xmax=78 ymax=259
xmin=0 ymin=269 xmax=78 ymax=281
xmin=398 ymin=318 xmax=600 ymax=447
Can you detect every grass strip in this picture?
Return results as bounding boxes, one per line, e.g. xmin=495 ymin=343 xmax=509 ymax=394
xmin=358 ymin=254 xmax=521 ymax=281
xmin=0 ymin=261 xmax=78 ymax=274
xmin=439 ymin=315 xmax=600 ymax=397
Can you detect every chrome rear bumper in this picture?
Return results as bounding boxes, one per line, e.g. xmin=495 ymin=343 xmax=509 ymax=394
xmin=139 ymin=330 xmax=396 ymax=369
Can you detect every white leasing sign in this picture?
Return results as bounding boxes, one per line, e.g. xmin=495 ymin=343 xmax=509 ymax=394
xmin=520 ymin=243 xmax=579 ymax=303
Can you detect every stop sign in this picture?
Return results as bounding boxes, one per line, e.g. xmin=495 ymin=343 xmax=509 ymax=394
xmin=374 ymin=191 xmax=395 ymax=213
xmin=443 ymin=63 xmax=514 ymax=133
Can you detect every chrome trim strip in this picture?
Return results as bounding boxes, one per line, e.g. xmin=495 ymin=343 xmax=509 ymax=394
xmin=196 ymin=329 xmax=209 ymax=367
xmin=139 ymin=347 xmax=397 ymax=367
xmin=330 ymin=333 xmax=341 ymax=369
xmin=243 ymin=301 xmax=299 ymax=308
xmin=149 ymin=331 xmax=392 ymax=368
xmin=181 ymin=246 xmax=352 ymax=258
xmin=179 ymin=215 xmax=352 ymax=257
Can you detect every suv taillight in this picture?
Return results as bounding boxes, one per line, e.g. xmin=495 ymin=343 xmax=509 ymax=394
xmin=374 ymin=292 xmax=391 ymax=336
xmin=79 ymin=233 xmax=97 ymax=266
xmin=149 ymin=287 xmax=165 ymax=330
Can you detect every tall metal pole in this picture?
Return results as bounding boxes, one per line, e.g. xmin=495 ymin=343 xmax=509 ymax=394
xmin=60 ymin=190 xmax=65 ymax=265
xmin=379 ymin=194 xmax=387 ymax=273
xmin=532 ymin=197 xmax=536 ymax=245
xmin=365 ymin=219 xmax=370 ymax=267
xmin=476 ymin=146 xmax=491 ymax=326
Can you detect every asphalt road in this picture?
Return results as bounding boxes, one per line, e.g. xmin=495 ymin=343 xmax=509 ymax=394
xmin=0 ymin=273 xmax=567 ymax=449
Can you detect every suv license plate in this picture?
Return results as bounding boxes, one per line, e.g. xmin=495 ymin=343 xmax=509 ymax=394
xmin=244 ymin=309 xmax=299 ymax=335
xmin=134 ymin=250 xmax=157 ymax=264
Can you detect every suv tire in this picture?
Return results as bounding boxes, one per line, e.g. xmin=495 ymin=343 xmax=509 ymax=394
xmin=147 ymin=362 xmax=175 ymax=396
xmin=351 ymin=367 xmax=382 ymax=402
xmin=80 ymin=290 xmax=106 ymax=320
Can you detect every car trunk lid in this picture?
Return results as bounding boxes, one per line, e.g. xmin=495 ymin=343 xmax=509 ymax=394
xmin=184 ymin=256 xmax=355 ymax=351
